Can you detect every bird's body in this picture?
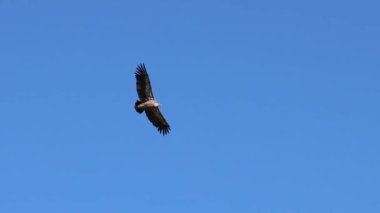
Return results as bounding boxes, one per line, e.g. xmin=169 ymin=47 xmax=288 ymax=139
xmin=137 ymin=100 xmax=160 ymax=109
xmin=134 ymin=63 xmax=170 ymax=135
xmin=135 ymin=99 xmax=159 ymax=110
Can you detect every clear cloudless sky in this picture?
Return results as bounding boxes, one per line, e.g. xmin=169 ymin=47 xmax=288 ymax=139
xmin=0 ymin=0 xmax=379 ymax=212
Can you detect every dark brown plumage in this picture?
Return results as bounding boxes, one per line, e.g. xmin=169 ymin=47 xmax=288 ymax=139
xmin=134 ymin=63 xmax=171 ymax=135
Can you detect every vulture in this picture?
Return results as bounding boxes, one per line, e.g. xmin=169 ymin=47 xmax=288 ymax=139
xmin=134 ymin=63 xmax=171 ymax=135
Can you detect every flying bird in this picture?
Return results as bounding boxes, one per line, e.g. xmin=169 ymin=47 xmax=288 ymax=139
xmin=134 ymin=63 xmax=171 ymax=135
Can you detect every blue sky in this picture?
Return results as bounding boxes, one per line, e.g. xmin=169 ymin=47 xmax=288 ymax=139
xmin=0 ymin=0 xmax=379 ymax=212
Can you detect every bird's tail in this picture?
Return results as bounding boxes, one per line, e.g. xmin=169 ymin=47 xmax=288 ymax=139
xmin=135 ymin=100 xmax=144 ymax=114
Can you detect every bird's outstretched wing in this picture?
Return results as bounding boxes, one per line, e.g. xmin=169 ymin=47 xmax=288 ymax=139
xmin=145 ymin=107 xmax=171 ymax=135
xmin=135 ymin=63 xmax=154 ymax=101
